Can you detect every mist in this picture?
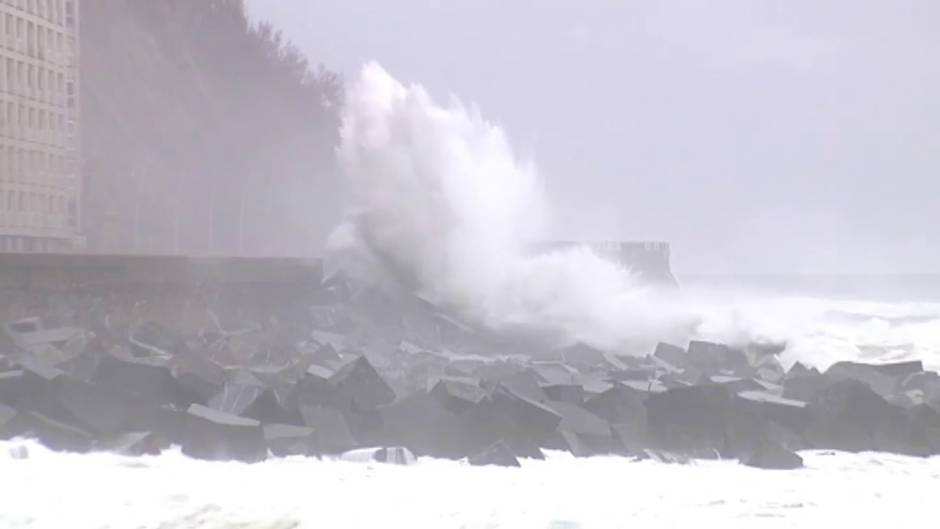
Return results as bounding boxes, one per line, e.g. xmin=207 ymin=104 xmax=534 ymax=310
xmin=4 ymin=3 xmax=940 ymax=526
xmin=328 ymin=63 xmax=695 ymax=351
xmin=246 ymin=0 xmax=940 ymax=275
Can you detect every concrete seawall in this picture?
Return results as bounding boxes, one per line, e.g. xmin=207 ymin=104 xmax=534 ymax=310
xmin=0 ymin=254 xmax=324 ymax=291
xmin=535 ymin=241 xmax=678 ymax=286
xmin=0 ymin=254 xmax=327 ymax=335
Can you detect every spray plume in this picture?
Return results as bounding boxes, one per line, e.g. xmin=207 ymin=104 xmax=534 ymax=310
xmin=328 ymin=63 xmax=696 ymax=353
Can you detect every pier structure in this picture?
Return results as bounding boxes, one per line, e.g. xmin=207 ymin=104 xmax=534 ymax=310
xmin=537 ymin=241 xmax=677 ymax=285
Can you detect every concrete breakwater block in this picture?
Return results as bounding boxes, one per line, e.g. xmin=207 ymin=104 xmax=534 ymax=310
xmin=5 ymin=411 xmax=94 ymax=453
xmin=583 ymin=384 xmax=647 ymax=434
xmin=263 ymin=424 xmax=318 ymax=457
xmin=0 ymin=363 xmax=66 ymax=418
xmin=181 ymin=404 xmax=267 ymax=463
xmin=0 ymin=401 xmax=18 ymax=437
xmin=329 ymin=356 xmax=397 ymax=411
xmin=341 ymin=446 xmax=416 ymax=465
xmin=1 ymin=275 xmax=939 ymax=467
xmin=101 ymin=431 xmax=164 ymax=456
xmin=802 ymin=379 xmax=933 ymax=456
xmin=467 ymin=441 xmax=521 ymax=467
xmin=57 ymin=377 xmax=148 ymax=436
xmin=429 ymin=377 xmax=488 ymax=413
xmin=825 ymin=361 xmax=924 ymax=398
xmin=92 ymin=356 xmax=191 ymax=408
xmin=646 ymin=385 xmax=735 ymax=458
xmin=378 ymin=390 xmax=468 ymax=459
xmin=299 ymin=405 xmax=357 ymax=455
xmin=743 ymin=440 xmax=804 ymax=470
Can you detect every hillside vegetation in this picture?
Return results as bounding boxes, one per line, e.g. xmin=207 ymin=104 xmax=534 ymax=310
xmin=81 ymin=0 xmax=343 ymax=256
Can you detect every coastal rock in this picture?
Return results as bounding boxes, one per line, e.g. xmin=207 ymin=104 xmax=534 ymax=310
xmin=56 ymin=351 xmax=103 ymax=382
xmin=558 ymin=343 xmax=612 ymax=369
xmin=329 ymin=356 xmax=397 ymax=411
xmin=908 ymin=405 xmax=940 ymax=454
xmin=467 ymin=441 xmax=521 ymax=467
xmin=263 ymin=424 xmax=318 ymax=457
xmin=530 ymin=362 xmax=577 ymax=386
xmin=708 ymin=376 xmax=767 ymax=393
xmin=209 ymin=383 xmax=296 ymax=425
xmin=786 ymin=362 xmax=819 ymax=378
xmin=291 ymin=364 xmax=340 ymax=409
xmin=743 ymin=440 xmax=804 ymax=470
xmin=373 ymin=446 xmax=417 ymax=464
xmin=298 ymin=404 xmax=357 ymax=454
xmin=687 ymin=341 xmax=752 ymax=376
xmin=0 ymin=401 xmax=17 ymax=438
xmin=489 ymin=385 xmax=562 ymax=437
xmin=101 ymin=431 xmax=164 ymax=456
xmin=129 ymin=321 xmax=184 ymax=358
xmin=172 ymin=356 xmax=227 ymax=404
xmin=900 ymin=371 xmax=940 ymax=398
xmin=7 ymin=444 xmax=29 ymax=459
xmin=92 ymin=355 xmax=190 ymax=407
xmin=782 ymin=372 xmax=830 ymax=402
xmin=181 ymin=404 xmax=267 ymax=463
xmin=341 ymin=446 xmax=416 ymax=465
xmin=0 ymin=362 xmax=67 ymax=418
xmin=736 ymin=390 xmax=810 ymax=434
xmin=380 ymin=389 xmax=470 ymax=458
xmin=653 ymin=342 xmax=687 ymax=368
xmin=582 ymin=384 xmax=647 ymax=427
xmin=125 ymin=405 xmax=188 ymax=447
xmin=541 ymin=384 xmax=585 ymax=405
xmin=803 ymin=379 xmax=931 ymax=456
xmin=56 ymin=377 xmax=143 ymax=436
xmin=825 ymin=361 xmax=923 ymax=398
xmin=646 ymin=385 xmax=732 ymax=458
xmin=498 ymin=372 xmax=550 ymax=403
xmin=545 ymin=401 xmax=611 ymax=438
xmin=636 ymin=449 xmax=691 ymax=465
xmin=9 ymin=412 xmax=94 ymax=453
xmin=457 ymin=390 xmax=559 ymax=458
xmin=429 ymin=377 xmax=488 ymax=413
xmin=2 ymin=266 xmax=940 ymax=465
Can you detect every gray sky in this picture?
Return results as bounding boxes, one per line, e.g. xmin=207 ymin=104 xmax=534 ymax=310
xmin=246 ymin=0 xmax=939 ymax=275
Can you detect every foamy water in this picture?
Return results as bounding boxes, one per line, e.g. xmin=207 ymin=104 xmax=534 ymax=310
xmin=328 ymin=63 xmax=695 ymax=352
xmin=3 ymin=289 xmax=939 ymax=528
xmin=326 ymin=63 xmax=940 ymax=370
xmin=1 ymin=440 xmax=937 ymax=529
xmin=686 ymin=284 xmax=940 ymax=371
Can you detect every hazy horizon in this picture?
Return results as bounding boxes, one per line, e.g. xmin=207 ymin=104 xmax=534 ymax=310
xmin=247 ymin=0 xmax=939 ymax=276
xmin=4 ymin=5 xmax=940 ymax=526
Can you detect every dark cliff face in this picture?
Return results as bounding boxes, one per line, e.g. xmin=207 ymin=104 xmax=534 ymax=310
xmin=80 ymin=0 xmax=343 ymax=257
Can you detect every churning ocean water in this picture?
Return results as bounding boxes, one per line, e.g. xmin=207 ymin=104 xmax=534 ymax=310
xmin=2 ymin=275 xmax=940 ymax=529
xmin=685 ymin=274 xmax=940 ymax=372
xmin=1 ymin=442 xmax=938 ymax=529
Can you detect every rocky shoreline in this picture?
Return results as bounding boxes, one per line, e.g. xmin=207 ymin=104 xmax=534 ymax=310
xmin=2 ymin=272 xmax=939 ymax=470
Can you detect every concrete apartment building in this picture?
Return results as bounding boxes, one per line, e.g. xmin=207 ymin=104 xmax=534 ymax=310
xmin=0 ymin=0 xmax=81 ymax=252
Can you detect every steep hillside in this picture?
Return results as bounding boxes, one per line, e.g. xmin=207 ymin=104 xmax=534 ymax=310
xmin=81 ymin=0 xmax=342 ymax=256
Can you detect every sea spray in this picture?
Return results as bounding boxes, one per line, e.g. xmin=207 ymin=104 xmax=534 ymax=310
xmin=328 ymin=63 xmax=696 ymax=352
xmin=3 ymin=440 xmax=937 ymax=528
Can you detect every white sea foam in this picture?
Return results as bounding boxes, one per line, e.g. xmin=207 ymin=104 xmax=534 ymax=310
xmin=328 ymin=63 xmax=695 ymax=353
xmin=1 ymin=440 xmax=938 ymax=528
xmin=324 ymin=63 xmax=940 ymax=370
xmin=684 ymin=286 xmax=940 ymax=371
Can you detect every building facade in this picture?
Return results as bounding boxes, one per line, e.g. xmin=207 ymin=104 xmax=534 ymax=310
xmin=0 ymin=0 xmax=81 ymax=253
